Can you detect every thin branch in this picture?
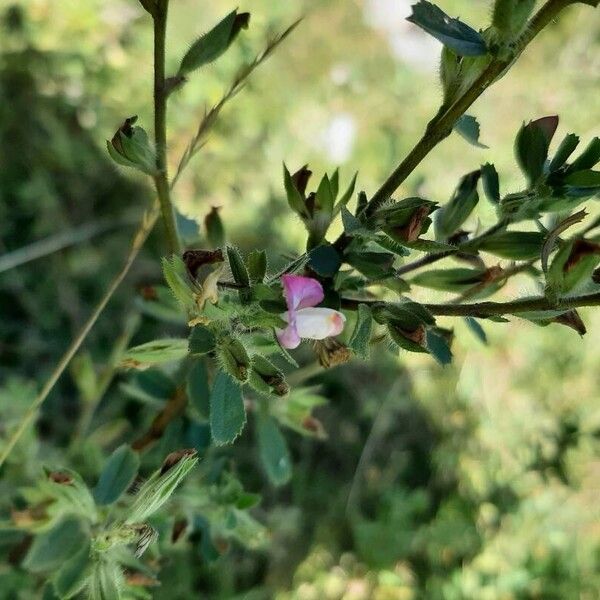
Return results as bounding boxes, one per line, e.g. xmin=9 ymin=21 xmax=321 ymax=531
xmin=0 ymin=203 xmax=160 ymax=468
xmin=0 ymin=215 xmax=138 ymax=274
xmin=171 ymin=19 xmax=301 ymax=188
xmin=424 ymin=292 xmax=600 ymax=317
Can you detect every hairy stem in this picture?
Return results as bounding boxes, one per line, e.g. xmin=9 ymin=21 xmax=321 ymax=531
xmin=424 ymin=292 xmax=600 ymax=317
xmin=341 ymin=292 xmax=600 ymax=317
xmin=153 ymin=1 xmax=181 ymax=255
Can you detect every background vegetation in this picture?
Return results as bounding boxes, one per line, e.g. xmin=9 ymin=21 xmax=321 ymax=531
xmin=1 ymin=0 xmax=599 ymax=598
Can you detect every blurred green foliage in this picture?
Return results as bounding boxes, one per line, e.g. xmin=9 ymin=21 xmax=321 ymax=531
xmin=1 ymin=0 xmax=600 ymax=598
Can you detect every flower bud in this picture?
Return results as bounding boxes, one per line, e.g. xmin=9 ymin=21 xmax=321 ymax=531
xmin=250 ymin=354 xmax=289 ymax=396
xmin=107 ymin=116 xmax=157 ymax=175
xmin=375 ymin=197 xmax=438 ymax=243
xmin=218 ymin=336 xmax=251 ymax=382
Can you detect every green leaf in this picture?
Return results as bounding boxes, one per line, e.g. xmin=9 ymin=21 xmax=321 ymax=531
xmin=257 ymin=413 xmax=292 ymax=486
xmin=407 ymin=0 xmax=487 ymax=56
xmin=481 ymin=163 xmax=500 ymax=204
xmin=121 ymin=339 xmax=188 ymax=368
xmin=549 ymin=133 xmax=580 ymax=171
xmin=52 ymin=542 xmax=91 ymax=599
xmin=454 ymin=114 xmax=488 ymax=148
xmin=283 ymin=164 xmax=307 ymax=217
xmin=309 ymin=244 xmax=342 ymax=277
xmin=349 ymin=304 xmax=373 ymax=360
xmin=341 ymin=206 xmax=363 ymax=234
xmin=210 ymin=371 xmax=246 ymax=445
xmin=474 ymin=231 xmax=544 ymax=260
xmin=93 ymin=445 xmax=139 ymax=505
xmin=387 ymin=324 xmax=428 ymax=354
xmin=162 ymin=255 xmax=196 ymax=311
xmin=412 ymin=268 xmax=486 ymax=291
xmin=426 ymin=328 xmax=453 ymax=365
xmin=407 ymin=1 xmax=487 ymax=56
xmin=346 ymin=251 xmax=395 ymax=279
xmin=24 ymin=517 xmax=89 ymax=573
xmin=564 ymin=170 xmax=600 ymax=187
xmin=435 ymin=170 xmax=480 ymax=239
xmin=187 ymin=359 xmax=210 ymax=418
xmin=316 ymin=174 xmax=334 ymax=214
xmin=374 ymin=301 xmax=435 ymax=329
xmin=227 ymin=246 xmax=250 ymax=288
xmin=189 ymin=325 xmax=216 ymax=355
xmin=178 ymin=10 xmax=250 ymax=76
xmin=515 ymin=116 xmax=558 ymax=184
xmin=464 ymin=316 xmax=487 ymax=344
xmin=567 ymin=137 xmax=600 ymax=172
xmin=247 ymin=250 xmax=268 ymax=283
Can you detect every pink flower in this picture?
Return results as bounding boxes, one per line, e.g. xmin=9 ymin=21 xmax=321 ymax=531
xmin=276 ymin=275 xmax=346 ymax=349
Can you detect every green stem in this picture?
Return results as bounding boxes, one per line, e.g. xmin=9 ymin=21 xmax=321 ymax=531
xmin=153 ymin=1 xmax=181 ymax=255
xmin=424 ymin=292 xmax=600 ymax=317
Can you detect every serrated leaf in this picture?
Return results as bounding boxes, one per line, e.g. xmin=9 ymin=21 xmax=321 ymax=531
xmin=407 ymin=1 xmax=487 ymax=56
xmin=94 ymin=445 xmax=140 ymax=505
xmin=349 ymin=304 xmax=373 ymax=360
xmin=178 ymin=10 xmax=250 ymax=76
xmin=454 ymin=114 xmax=488 ymax=148
xmin=24 ymin=517 xmax=88 ymax=573
xmin=210 ymin=371 xmax=246 ymax=445
xmin=257 ymin=413 xmax=292 ymax=486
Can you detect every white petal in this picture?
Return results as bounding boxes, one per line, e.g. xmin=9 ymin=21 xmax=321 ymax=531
xmin=294 ymin=308 xmax=346 ymax=341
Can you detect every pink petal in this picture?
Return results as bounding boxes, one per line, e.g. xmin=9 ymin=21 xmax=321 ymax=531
xmin=281 ymin=274 xmax=324 ymax=312
xmin=276 ymin=315 xmax=301 ymax=349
